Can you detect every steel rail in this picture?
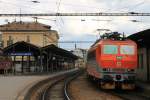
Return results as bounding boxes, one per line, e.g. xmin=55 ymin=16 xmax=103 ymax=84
xmin=41 ymin=70 xmax=82 ymax=100
xmin=64 ymin=70 xmax=84 ymax=100
xmin=41 ymin=77 xmax=65 ymax=100
xmin=40 ymin=70 xmax=80 ymax=100
xmin=23 ymin=69 xmax=78 ymax=100
xmin=64 ymin=74 xmax=77 ymax=100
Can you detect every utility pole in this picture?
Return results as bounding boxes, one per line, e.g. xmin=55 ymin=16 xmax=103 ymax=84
xmin=19 ymin=8 xmax=22 ymax=22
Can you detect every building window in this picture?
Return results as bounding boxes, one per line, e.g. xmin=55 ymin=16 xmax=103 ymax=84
xmin=0 ymin=34 xmax=3 ymax=48
xmin=7 ymin=36 xmax=13 ymax=46
xmin=138 ymin=53 xmax=144 ymax=69
xmin=0 ymin=41 xmax=4 ymax=48
xmin=9 ymin=36 xmax=11 ymax=40
xmin=27 ymin=35 xmax=30 ymax=43
xmin=7 ymin=40 xmax=13 ymax=46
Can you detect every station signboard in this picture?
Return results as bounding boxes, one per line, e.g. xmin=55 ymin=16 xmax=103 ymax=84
xmin=9 ymin=52 xmax=32 ymax=56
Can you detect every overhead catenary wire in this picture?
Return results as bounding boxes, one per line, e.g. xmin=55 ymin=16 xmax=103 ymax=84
xmin=0 ymin=0 xmax=149 ymax=15
xmin=58 ymin=41 xmax=95 ymax=43
xmin=103 ymin=0 xmax=147 ymax=13
xmin=0 ymin=0 xmax=55 ymax=13
xmin=1 ymin=0 xmax=147 ymax=16
xmin=55 ymin=0 xmax=65 ymax=41
xmin=120 ymin=0 xmax=146 ymax=11
xmin=56 ymin=0 xmax=65 ymax=25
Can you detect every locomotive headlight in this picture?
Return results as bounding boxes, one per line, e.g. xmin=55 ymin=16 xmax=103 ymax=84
xmin=103 ymin=68 xmax=110 ymax=72
xmin=127 ymin=69 xmax=134 ymax=72
xmin=103 ymin=68 xmax=107 ymax=71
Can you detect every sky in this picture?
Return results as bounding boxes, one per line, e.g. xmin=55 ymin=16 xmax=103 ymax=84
xmin=0 ymin=0 xmax=150 ymax=50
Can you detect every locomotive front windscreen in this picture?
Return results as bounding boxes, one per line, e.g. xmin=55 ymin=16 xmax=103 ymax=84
xmin=103 ymin=45 xmax=118 ymax=54
xmin=120 ymin=45 xmax=134 ymax=55
xmin=103 ymin=45 xmax=135 ymax=55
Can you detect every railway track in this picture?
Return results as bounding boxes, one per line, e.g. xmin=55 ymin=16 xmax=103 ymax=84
xmin=42 ymin=79 xmax=65 ymax=100
xmin=23 ymin=69 xmax=82 ymax=100
xmin=99 ymin=85 xmax=150 ymax=100
xmin=109 ymin=89 xmax=150 ymax=100
xmin=88 ymin=75 xmax=150 ymax=100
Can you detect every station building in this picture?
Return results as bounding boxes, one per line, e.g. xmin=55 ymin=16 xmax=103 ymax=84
xmin=3 ymin=41 xmax=78 ymax=73
xmin=0 ymin=21 xmax=59 ymax=48
xmin=128 ymin=29 xmax=150 ymax=82
xmin=0 ymin=21 xmax=77 ymax=74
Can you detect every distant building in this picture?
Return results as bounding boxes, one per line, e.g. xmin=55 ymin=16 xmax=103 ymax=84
xmin=0 ymin=21 xmax=59 ymax=48
xmin=71 ymin=48 xmax=87 ymax=68
xmin=71 ymin=48 xmax=86 ymax=57
xmin=128 ymin=29 xmax=150 ymax=82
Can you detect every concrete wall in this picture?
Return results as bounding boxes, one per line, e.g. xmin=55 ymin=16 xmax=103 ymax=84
xmin=136 ymin=47 xmax=150 ymax=81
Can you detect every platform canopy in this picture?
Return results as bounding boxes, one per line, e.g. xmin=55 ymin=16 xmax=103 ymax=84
xmin=3 ymin=41 xmax=78 ymax=60
xmin=3 ymin=41 xmax=40 ymax=56
xmin=128 ymin=29 xmax=150 ymax=47
xmin=42 ymin=44 xmax=78 ymax=60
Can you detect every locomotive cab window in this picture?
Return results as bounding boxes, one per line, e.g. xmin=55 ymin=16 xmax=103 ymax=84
xmin=103 ymin=45 xmax=118 ymax=54
xmin=120 ymin=45 xmax=134 ymax=55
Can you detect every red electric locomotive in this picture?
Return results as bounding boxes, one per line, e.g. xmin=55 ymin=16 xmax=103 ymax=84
xmin=87 ymin=33 xmax=137 ymax=89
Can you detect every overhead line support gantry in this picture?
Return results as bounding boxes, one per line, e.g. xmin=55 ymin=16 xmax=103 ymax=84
xmin=0 ymin=12 xmax=150 ymax=17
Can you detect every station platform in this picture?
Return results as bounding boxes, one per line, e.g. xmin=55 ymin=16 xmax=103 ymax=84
xmin=0 ymin=68 xmax=78 ymax=100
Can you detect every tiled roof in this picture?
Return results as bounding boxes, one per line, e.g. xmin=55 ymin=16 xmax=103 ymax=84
xmin=0 ymin=21 xmax=51 ymax=31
